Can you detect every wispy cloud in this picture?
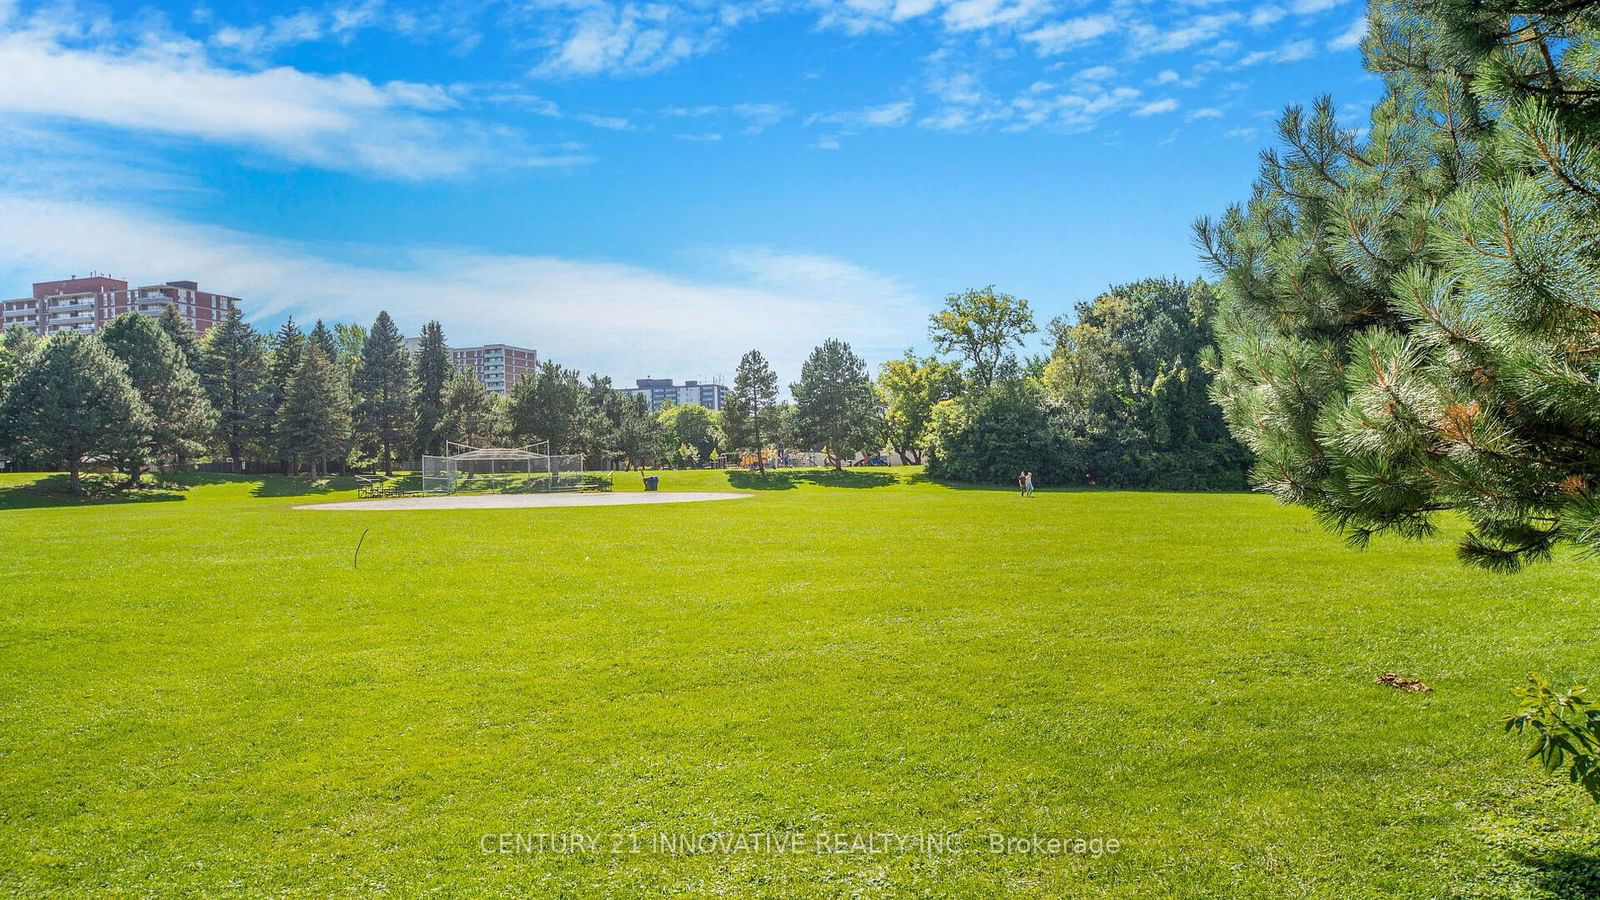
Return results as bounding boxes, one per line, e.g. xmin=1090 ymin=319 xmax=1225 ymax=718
xmin=1238 ymin=38 xmax=1315 ymax=66
xmin=0 ymin=192 xmax=927 ymax=379
xmin=0 ymin=15 xmax=565 ymax=179
xmin=1328 ymin=16 xmax=1365 ymax=50
xmin=1134 ymin=98 xmax=1178 ymax=117
xmin=1021 ymin=14 xmax=1115 ymax=55
xmin=808 ymin=100 xmax=915 ymax=129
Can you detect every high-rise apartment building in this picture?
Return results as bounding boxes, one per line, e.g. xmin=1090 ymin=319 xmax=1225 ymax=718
xmin=2 ymin=275 xmax=241 ymax=337
xmin=404 ymin=338 xmax=538 ymax=395
xmin=620 ymin=378 xmax=728 ymax=411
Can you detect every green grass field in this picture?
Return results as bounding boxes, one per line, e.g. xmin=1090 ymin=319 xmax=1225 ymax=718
xmin=2 ymin=467 xmax=1596 ymax=897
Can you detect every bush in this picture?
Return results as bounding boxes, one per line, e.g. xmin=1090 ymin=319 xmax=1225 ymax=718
xmin=926 ymin=383 xmax=1250 ymax=490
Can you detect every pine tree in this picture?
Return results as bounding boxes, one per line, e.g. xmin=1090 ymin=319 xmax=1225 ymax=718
xmin=268 ymin=317 xmax=305 ymax=471
xmin=509 ymin=361 xmax=583 ymax=450
xmin=724 ymin=350 xmax=779 ymax=473
xmin=439 ymin=367 xmax=507 ymax=448
xmin=198 ymin=309 xmax=272 ymax=473
xmin=0 ymin=332 xmax=152 ymax=495
xmin=99 ymin=313 xmax=216 ymax=483
xmin=280 ymin=346 xmax=352 ymax=477
xmin=1195 ymin=0 xmax=1600 ymax=571
xmin=308 ymin=320 xmax=340 ymax=363
xmin=156 ymin=305 xmax=201 ymax=373
xmin=615 ymin=393 xmax=662 ymax=469
xmin=792 ymin=338 xmax=881 ymax=469
xmin=351 ymin=311 xmax=414 ymax=474
xmin=412 ymin=321 xmax=451 ymax=457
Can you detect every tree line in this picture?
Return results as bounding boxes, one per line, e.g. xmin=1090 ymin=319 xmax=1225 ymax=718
xmin=0 ymin=280 xmax=1247 ymax=493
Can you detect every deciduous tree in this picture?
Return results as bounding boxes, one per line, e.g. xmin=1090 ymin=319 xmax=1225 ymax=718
xmin=876 ymin=350 xmax=959 ymax=465
xmin=928 ymin=286 xmax=1037 ymax=392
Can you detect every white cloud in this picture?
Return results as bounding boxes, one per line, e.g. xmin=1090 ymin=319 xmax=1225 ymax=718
xmin=662 ymin=102 xmax=791 ymax=134
xmin=1247 ymin=5 xmax=1285 ymax=27
xmin=1133 ymin=13 xmax=1241 ymax=54
xmin=940 ymin=0 xmax=1054 ymax=32
xmin=1328 ymin=16 xmax=1365 ymax=50
xmin=1238 ymin=38 xmax=1315 ymax=66
xmin=0 ymin=193 xmax=927 ymax=380
xmin=0 ymin=20 xmax=552 ymax=179
xmin=1134 ymin=98 xmax=1178 ymax=116
xmin=1224 ymin=125 xmax=1259 ymax=140
xmin=1021 ymin=14 xmax=1115 ymax=55
xmin=1152 ymin=69 xmax=1180 ymax=85
xmin=1185 ymin=106 xmax=1223 ymax=120
xmin=1074 ymin=65 xmax=1117 ymax=82
xmin=1290 ymin=0 xmax=1345 ymax=13
xmin=529 ymin=1 xmax=715 ymax=77
xmin=575 ymin=112 xmax=634 ymax=130
xmin=674 ymin=131 xmax=723 ymax=141
xmin=808 ymin=100 xmax=914 ymax=128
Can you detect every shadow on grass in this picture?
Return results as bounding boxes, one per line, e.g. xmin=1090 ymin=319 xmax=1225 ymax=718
xmin=1511 ymin=848 xmax=1600 ymax=898
xmin=250 ymin=475 xmax=358 ymax=498
xmin=0 ymin=473 xmax=188 ymax=510
xmin=727 ymin=469 xmax=899 ymax=490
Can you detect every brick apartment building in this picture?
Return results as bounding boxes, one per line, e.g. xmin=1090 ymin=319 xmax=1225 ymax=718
xmin=404 ymin=338 xmax=538 ymax=395
xmin=2 ymin=275 xmax=241 ymax=337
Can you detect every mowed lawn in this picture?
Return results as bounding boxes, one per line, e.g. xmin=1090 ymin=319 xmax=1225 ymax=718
xmin=1 ymin=467 xmax=1596 ymax=897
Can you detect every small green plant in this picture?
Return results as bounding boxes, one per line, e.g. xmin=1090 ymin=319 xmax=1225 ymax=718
xmin=1505 ymin=674 xmax=1600 ymax=803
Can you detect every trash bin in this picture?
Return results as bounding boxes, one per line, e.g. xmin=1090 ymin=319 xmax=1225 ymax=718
xmin=643 ymin=476 xmax=659 ymax=492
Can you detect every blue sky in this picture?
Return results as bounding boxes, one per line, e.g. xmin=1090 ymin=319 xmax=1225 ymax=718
xmin=0 ymin=0 xmax=1379 ymax=383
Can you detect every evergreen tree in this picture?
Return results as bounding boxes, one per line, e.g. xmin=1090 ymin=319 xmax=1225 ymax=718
xmin=268 ymin=317 xmax=305 ymax=470
xmin=1195 ymin=0 xmax=1600 ymax=571
xmin=575 ymin=374 xmax=621 ymax=463
xmin=876 ymin=350 xmax=960 ymax=465
xmin=928 ymin=286 xmax=1037 ymax=392
xmin=412 ymin=321 xmax=451 ymax=457
xmin=99 ymin=313 xmax=216 ymax=483
xmin=156 ymin=305 xmax=201 ymax=373
xmin=198 ymin=309 xmax=272 ymax=473
xmin=438 ymin=367 xmax=507 ymax=448
xmin=351 ymin=311 xmax=414 ymax=474
xmin=791 ymin=338 xmax=881 ymax=468
xmin=509 ymin=361 xmax=584 ymax=450
xmin=0 ymin=332 xmax=151 ymax=495
xmin=724 ymin=350 xmax=779 ymax=473
xmin=615 ymin=393 xmax=662 ymax=469
xmin=280 ymin=346 xmax=352 ymax=476
xmin=308 ymin=320 xmax=340 ymax=363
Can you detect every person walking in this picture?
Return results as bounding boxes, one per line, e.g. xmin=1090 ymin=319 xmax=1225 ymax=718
xmin=1018 ymin=470 xmax=1027 ymax=497
xmin=1024 ymin=471 xmax=1035 ymax=497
